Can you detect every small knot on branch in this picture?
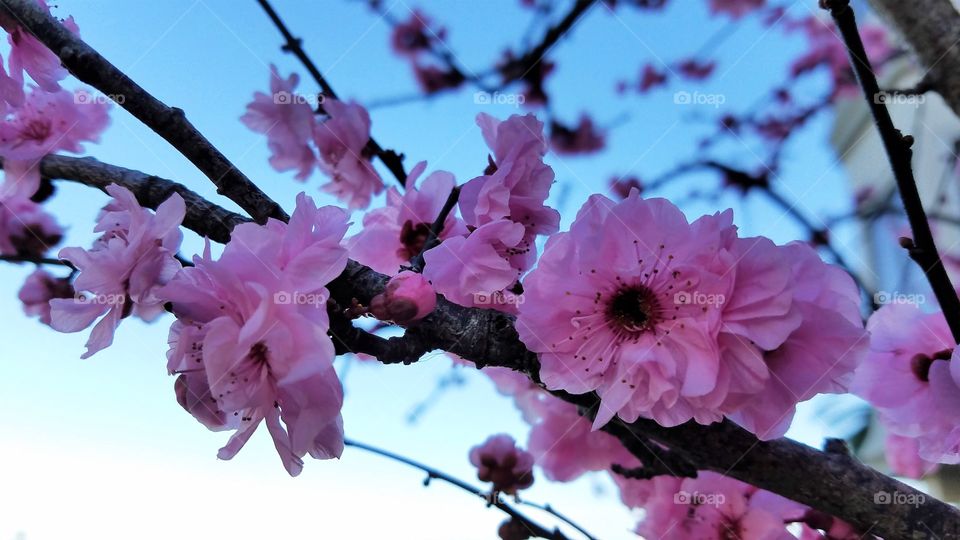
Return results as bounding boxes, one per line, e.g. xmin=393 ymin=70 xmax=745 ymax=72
xmin=824 ymin=438 xmax=853 ymax=457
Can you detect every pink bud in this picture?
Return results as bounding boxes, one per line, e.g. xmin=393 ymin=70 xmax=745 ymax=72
xmin=369 ymin=271 xmax=437 ymax=324
xmin=469 ymin=434 xmax=535 ymax=494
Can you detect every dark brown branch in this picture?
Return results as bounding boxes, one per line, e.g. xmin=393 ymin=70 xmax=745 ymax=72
xmin=255 ymin=0 xmax=408 ymax=187
xmin=0 ymin=0 xmax=287 ymax=224
xmin=0 ymin=253 xmax=72 ymax=268
xmin=344 ymin=438 xmax=577 ymax=540
xmin=497 ymin=0 xmax=598 ymax=83
xmin=1 ymin=155 xmax=250 ymax=245
xmin=34 ymin=155 xmax=960 ymax=538
xmin=824 ymin=0 xmax=960 ymax=343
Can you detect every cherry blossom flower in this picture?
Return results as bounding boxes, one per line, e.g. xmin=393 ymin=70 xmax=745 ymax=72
xmin=518 ymin=192 xmax=866 ymax=433
xmin=347 ymin=161 xmax=466 ymax=275
xmin=390 ymin=10 xmax=445 ymax=56
xmin=0 ymin=192 xmax=62 ymax=256
xmin=18 ymin=268 xmax=73 ymax=325
xmin=469 ymin=434 xmax=535 ymax=494
xmin=549 ymin=115 xmax=605 ymax=155
xmin=460 ymin=113 xmax=559 ymax=238
xmin=609 ymin=176 xmax=642 ymax=199
xmin=708 ymin=0 xmax=765 ymax=19
xmin=517 ymin=192 xmax=734 ymax=428
xmin=852 ymin=303 xmax=960 ymax=464
xmin=677 ymin=58 xmax=717 ymax=80
xmin=0 ymin=0 xmax=79 ymax=96
xmin=412 ymin=64 xmax=466 ymax=94
xmin=634 ymin=470 xmax=798 ymax=539
xmin=885 ymin=432 xmax=939 ymax=479
xmin=241 ymin=65 xmax=317 ymax=180
xmin=159 ymin=193 xmax=349 ymax=475
xmin=423 ymin=218 xmax=528 ymax=313
xmin=313 ymin=99 xmax=384 ymax=209
xmin=48 ymin=185 xmax=184 ymax=358
xmin=369 ymin=270 xmax=437 ymax=324
xmin=636 ymin=63 xmax=668 ymax=93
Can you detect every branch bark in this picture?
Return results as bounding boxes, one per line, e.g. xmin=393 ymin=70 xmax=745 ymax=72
xmin=867 ymin=0 xmax=960 ymax=117
xmin=0 ymin=0 xmax=287 ymax=224
xmin=16 ymin=154 xmax=960 ymax=538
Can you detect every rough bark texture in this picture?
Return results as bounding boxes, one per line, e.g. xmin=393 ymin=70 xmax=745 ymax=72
xmin=0 ymin=0 xmax=287 ymax=224
xmin=868 ymin=0 xmax=960 ymax=117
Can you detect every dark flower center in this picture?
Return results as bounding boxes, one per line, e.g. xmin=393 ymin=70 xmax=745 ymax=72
xmin=399 ymin=220 xmax=432 ymax=259
xmin=910 ymin=348 xmax=952 ymax=382
xmin=607 ymin=285 xmax=660 ymax=333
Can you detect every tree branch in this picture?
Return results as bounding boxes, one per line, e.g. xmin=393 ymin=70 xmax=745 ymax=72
xmin=344 ymin=438 xmax=578 ymax=540
xmin=824 ymin=0 xmax=960 ymax=343
xmin=0 ymin=0 xmax=287 ymax=224
xmin=29 ymin=154 xmax=960 ymax=538
xmin=255 ymin=0 xmax=408 ymax=187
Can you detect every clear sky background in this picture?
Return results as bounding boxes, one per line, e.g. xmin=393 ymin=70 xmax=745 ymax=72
xmin=0 ymin=1 xmax=879 ymax=539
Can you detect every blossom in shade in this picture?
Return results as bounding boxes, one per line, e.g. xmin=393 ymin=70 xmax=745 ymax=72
xmin=634 ymin=470 xmax=800 ymax=539
xmin=469 ymin=434 xmax=535 ymax=494
xmin=636 ymin=63 xmax=668 ymax=93
xmin=885 ymin=432 xmax=939 ymax=479
xmin=159 ymin=193 xmax=350 ymax=475
xmin=549 ymin=115 xmax=605 ymax=155
xmin=677 ymin=58 xmax=717 ymax=80
xmin=313 ymin=99 xmax=384 ymax=209
xmin=347 ymin=161 xmax=466 ymax=275
xmin=609 ymin=176 xmax=642 ymax=199
xmin=412 ymin=64 xmax=466 ymax=94
xmin=390 ymin=10 xmax=445 ymax=56
xmin=852 ymin=303 xmax=960 ymax=464
xmin=49 ymin=185 xmax=185 ymax=358
xmin=18 ymin=268 xmax=73 ymax=325
xmin=240 ymin=65 xmax=317 ymax=180
xmin=0 ymin=192 xmax=62 ymax=256
xmin=369 ymin=270 xmax=437 ymax=324
xmin=708 ymin=0 xmax=765 ymax=19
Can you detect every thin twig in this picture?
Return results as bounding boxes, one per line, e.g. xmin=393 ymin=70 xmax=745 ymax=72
xmin=344 ymin=438 xmax=578 ymax=540
xmin=0 ymin=254 xmax=72 ymax=268
xmin=823 ymin=0 xmax=960 ymax=342
xmin=410 ymin=185 xmax=460 ymax=271
xmin=255 ymin=0 xmax=408 ymax=187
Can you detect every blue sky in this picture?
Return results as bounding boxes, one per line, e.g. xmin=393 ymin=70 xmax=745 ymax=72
xmin=0 ymin=1 xmax=875 ymax=539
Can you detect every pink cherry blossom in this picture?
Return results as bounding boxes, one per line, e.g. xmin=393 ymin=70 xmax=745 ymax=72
xmin=422 ymin=218 xmax=528 ymax=313
xmin=527 ymin=397 xmax=634 ymax=482
xmin=708 ymin=0 xmax=765 ymax=19
xmin=18 ymin=268 xmax=73 ymax=325
xmin=390 ymin=9 xmax=445 ymax=56
xmin=0 ymin=192 xmax=62 ymax=256
xmin=49 ymin=184 xmax=185 ymax=358
xmin=852 ymin=303 xmax=960 ymax=464
xmin=159 ymin=193 xmax=349 ymax=475
xmin=634 ymin=470 xmax=797 ymax=540
xmin=313 ymin=99 xmax=384 ymax=209
xmin=726 ymin=241 xmax=867 ymax=440
xmin=885 ymin=432 xmax=939 ymax=479
xmin=412 ymin=64 xmax=465 ymax=94
xmin=369 ymin=270 xmax=437 ymax=324
xmin=0 ymin=87 xmax=110 ymax=160
xmin=549 ymin=115 xmax=605 ymax=156
xmin=0 ymin=0 xmax=79 ymax=95
xmin=517 ymin=192 xmax=734 ymax=429
xmin=241 ymin=65 xmax=317 ymax=180
xmin=469 ymin=434 xmax=535 ymax=494
xmin=460 ymin=113 xmax=559 ymax=238
xmin=347 ymin=161 xmax=466 ymax=275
